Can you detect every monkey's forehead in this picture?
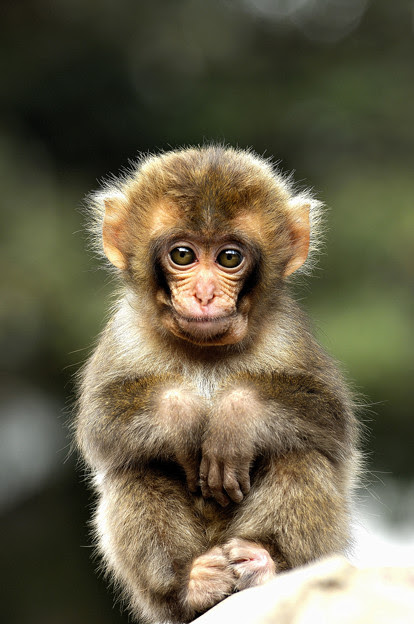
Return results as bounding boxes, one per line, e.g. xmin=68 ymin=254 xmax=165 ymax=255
xmin=125 ymin=146 xmax=291 ymax=212
xmin=143 ymin=197 xmax=285 ymax=250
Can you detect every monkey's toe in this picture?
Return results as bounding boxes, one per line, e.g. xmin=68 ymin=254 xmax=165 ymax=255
xmin=223 ymin=538 xmax=276 ymax=591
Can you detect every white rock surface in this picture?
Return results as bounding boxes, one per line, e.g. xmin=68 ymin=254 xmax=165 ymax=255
xmin=193 ymin=556 xmax=414 ymax=623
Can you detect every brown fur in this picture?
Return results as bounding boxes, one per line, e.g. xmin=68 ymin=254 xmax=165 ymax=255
xmin=76 ymin=145 xmax=359 ymax=623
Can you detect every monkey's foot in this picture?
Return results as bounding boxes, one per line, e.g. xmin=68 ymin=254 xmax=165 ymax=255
xmin=223 ymin=538 xmax=276 ymax=591
xmin=186 ymin=546 xmax=235 ymax=612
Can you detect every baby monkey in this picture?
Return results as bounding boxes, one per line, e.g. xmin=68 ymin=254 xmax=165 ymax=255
xmin=76 ymin=145 xmax=359 ymax=623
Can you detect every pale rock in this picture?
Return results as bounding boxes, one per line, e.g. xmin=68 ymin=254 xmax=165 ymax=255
xmin=192 ymin=556 xmax=414 ymax=623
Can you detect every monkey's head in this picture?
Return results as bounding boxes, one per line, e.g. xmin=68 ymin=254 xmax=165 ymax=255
xmin=91 ymin=146 xmax=322 ymax=347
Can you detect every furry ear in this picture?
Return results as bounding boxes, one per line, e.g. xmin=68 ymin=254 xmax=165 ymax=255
xmin=283 ymin=197 xmax=311 ymax=277
xmin=101 ymin=192 xmax=129 ymax=270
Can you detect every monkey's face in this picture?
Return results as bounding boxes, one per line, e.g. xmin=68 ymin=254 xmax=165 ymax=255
xmin=156 ymin=237 xmax=255 ymax=346
xmin=99 ymin=147 xmax=315 ymax=348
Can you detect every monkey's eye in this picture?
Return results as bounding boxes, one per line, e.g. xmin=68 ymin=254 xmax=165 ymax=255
xmin=170 ymin=247 xmax=196 ymax=266
xmin=216 ymin=249 xmax=243 ymax=268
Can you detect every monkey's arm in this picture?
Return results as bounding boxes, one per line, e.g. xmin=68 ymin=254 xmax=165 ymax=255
xmin=201 ymin=371 xmax=357 ymax=506
xmin=76 ymin=370 xmax=204 ymax=491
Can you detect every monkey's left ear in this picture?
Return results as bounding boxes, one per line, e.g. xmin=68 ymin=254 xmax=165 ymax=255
xmin=283 ymin=198 xmax=311 ymax=277
xmin=101 ymin=192 xmax=130 ymax=270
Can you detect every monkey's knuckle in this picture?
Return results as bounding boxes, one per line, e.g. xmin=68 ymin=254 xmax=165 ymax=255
xmin=208 ymin=476 xmax=223 ymax=492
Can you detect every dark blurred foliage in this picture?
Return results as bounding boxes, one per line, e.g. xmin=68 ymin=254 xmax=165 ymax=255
xmin=1 ymin=1 xmax=413 ymax=622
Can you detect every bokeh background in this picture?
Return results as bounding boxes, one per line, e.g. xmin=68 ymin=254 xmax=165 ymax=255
xmin=1 ymin=1 xmax=413 ymax=622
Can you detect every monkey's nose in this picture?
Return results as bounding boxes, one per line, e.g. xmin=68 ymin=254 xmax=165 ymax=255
xmin=194 ymin=282 xmax=216 ymax=307
xmin=194 ymin=291 xmax=215 ymax=307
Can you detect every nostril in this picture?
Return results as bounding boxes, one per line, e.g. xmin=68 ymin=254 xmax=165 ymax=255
xmin=195 ymin=292 xmax=215 ymax=306
xmin=194 ymin=283 xmax=216 ymax=306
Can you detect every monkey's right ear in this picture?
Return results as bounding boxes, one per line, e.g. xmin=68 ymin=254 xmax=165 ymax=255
xmin=102 ymin=193 xmax=129 ymax=270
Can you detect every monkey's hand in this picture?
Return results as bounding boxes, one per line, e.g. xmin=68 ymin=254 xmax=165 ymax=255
xmin=199 ymin=439 xmax=253 ymax=507
xmin=200 ymin=386 xmax=261 ymax=506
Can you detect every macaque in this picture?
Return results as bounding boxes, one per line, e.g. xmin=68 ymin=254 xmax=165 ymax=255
xmin=76 ymin=145 xmax=359 ymax=623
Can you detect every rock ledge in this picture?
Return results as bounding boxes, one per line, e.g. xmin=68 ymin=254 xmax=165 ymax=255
xmin=193 ymin=556 xmax=414 ymax=623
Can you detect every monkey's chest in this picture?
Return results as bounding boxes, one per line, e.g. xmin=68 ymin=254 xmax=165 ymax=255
xmin=189 ymin=368 xmax=219 ymax=400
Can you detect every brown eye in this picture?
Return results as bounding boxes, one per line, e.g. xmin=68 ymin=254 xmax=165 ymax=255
xmin=217 ymin=249 xmax=243 ymax=268
xmin=170 ymin=247 xmax=196 ymax=266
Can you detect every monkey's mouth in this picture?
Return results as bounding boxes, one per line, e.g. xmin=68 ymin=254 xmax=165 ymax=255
xmin=164 ymin=309 xmax=248 ymax=346
xmin=175 ymin=313 xmax=235 ymax=333
xmin=178 ymin=314 xmax=235 ymax=323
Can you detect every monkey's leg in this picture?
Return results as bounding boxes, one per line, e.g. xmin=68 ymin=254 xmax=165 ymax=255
xmin=224 ymin=449 xmax=350 ymax=585
xmin=95 ymin=466 xmax=235 ymax=623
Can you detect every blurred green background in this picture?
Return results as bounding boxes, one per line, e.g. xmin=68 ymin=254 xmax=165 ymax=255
xmin=1 ymin=1 xmax=413 ymax=622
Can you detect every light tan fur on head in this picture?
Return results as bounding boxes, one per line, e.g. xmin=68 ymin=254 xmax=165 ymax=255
xmin=86 ymin=145 xmax=323 ymax=280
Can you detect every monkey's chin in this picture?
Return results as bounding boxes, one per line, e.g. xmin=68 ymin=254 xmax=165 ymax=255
xmin=164 ymin=313 xmax=249 ymax=346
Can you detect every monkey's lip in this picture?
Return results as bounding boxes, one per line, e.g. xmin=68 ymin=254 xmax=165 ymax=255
xmin=178 ymin=314 xmax=233 ymax=323
xmin=174 ymin=313 xmax=234 ymax=334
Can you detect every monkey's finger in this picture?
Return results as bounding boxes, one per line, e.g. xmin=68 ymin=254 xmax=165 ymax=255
xmin=208 ymin=460 xmax=230 ymax=507
xmin=200 ymin=484 xmax=213 ymax=499
xmin=223 ymin=466 xmax=244 ymax=503
xmin=199 ymin=457 xmax=212 ymax=499
xmin=238 ymin=467 xmax=251 ymax=496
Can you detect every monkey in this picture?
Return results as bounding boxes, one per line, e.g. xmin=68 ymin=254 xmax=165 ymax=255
xmin=75 ymin=145 xmax=359 ymax=624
